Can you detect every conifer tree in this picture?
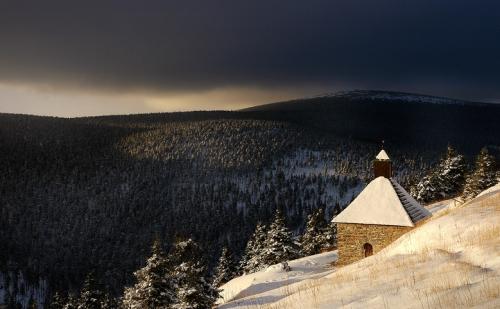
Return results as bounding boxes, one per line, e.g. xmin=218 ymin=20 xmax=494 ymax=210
xmin=77 ymin=273 xmax=104 ymax=309
xmin=122 ymin=239 xmax=176 ymax=309
xmin=300 ymin=208 xmax=327 ymax=255
xmin=413 ymin=145 xmax=466 ymax=203
xmin=412 ymin=173 xmax=439 ymax=203
xmin=320 ymin=220 xmax=337 ymax=251
xmin=260 ymin=210 xmax=300 ymax=267
xmin=170 ymin=239 xmax=219 ymax=309
xmin=63 ymin=294 xmax=78 ymax=309
xmin=213 ymin=247 xmax=236 ymax=287
xmin=240 ymin=222 xmax=267 ymax=274
xmin=462 ymin=148 xmax=497 ymax=200
xmin=50 ymin=292 xmax=66 ymax=309
xmin=100 ymin=292 xmax=118 ymax=309
xmin=437 ymin=145 xmax=467 ymax=195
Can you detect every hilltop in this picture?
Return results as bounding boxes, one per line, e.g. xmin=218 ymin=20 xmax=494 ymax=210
xmin=219 ymin=184 xmax=500 ymax=308
xmin=243 ymin=90 xmax=500 ymax=152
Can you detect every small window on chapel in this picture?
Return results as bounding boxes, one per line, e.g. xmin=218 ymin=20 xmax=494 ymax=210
xmin=363 ymin=243 xmax=373 ymax=257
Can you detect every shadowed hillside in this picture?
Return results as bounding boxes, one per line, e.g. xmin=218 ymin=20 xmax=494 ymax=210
xmin=243 ymin=90 xmax=500 ymax=153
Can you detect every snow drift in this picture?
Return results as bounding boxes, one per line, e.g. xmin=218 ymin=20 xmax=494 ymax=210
xmin=219 ymin=184 xmax=500 ymax=308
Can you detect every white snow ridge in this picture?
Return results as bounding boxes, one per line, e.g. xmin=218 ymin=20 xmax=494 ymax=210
xmin=218 ymin=184 xmax=500 ymax=308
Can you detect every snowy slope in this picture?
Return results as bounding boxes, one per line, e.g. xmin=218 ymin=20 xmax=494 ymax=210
xmin=218 ymin=251 xmax=337 ymax=307
xmin=219 ymin=184 xmax=500 ymax=308
xmin=310 ymin=90 xmax=475 ymax=106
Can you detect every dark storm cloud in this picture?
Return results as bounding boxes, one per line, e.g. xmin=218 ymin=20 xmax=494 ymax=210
xmin=1 ymin=0 xmax=500 ymax=99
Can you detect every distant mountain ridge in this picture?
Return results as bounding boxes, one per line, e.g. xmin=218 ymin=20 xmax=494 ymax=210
xmin=240 ymin=90 xmax=500 ymax=153
xmin=243 ymin=90 xmax=493 ymax=111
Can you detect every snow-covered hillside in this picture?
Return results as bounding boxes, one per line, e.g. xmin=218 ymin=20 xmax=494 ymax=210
xmin=311 ymin=90 xmax=473 ymax=105
xmin=219 ymin=251 xmax=337 ymax=307
xmin=219 ymin=184 xmax=500 ymax=308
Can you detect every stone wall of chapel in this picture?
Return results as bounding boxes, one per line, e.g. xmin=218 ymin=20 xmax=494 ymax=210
xmin=336 ymin=223 xmax=412 ymax=265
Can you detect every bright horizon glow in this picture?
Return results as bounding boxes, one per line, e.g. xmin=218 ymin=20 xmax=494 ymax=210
xmin=0 ymin=82 xmax=321 ymax=117
xmin=1 ymin=81 xmax=499 ymax=118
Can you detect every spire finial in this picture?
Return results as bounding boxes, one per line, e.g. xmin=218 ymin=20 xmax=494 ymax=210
xmin=381 ymin=139 xmax=385 ymax=150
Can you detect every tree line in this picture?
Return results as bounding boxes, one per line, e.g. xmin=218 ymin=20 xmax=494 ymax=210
xmin=47 ymin=207 xmax=339 ymax=309
xmin=411 ymin=146 xmax=498 ymax=203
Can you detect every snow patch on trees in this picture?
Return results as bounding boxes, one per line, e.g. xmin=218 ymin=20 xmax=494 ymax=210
xmin=412 ymin=145 xmax=466 ymax=203
xmin=462 ymin=148 xmax=498 ymax=200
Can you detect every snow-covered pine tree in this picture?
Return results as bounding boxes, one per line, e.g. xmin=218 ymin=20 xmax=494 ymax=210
xmin=413 ymin=145 xmax=466 ymax=203
xmin=170 ymin=239 xmax=219 ymax=309
xmin=321 ymin=219 xmax=337 ymax=251
xmin=76 ymin=273 xmax=104 ymax=309
xmin=239 ymin=222 xmax=267 ymax=274
xmin=260 ymin=210 xmax=300 ymax=267
xmin=213 ymin=247 xmax=237 ymax=287
xmin=300 ymin=208 xmax=327 ymax=255
xmin=122 ymin=239 xmax=176 ymax=309
xmin=436 ymin=145 xmax=467 ymax=196
xmin=50 ymin=292 xmax=66 ymax=309
xmin=411 ymin=173 xmax=439 ymax=203
xmin=63 ymin=294 xmax=78 ymax=309
xmin=462 ymin=147 xmax=497 ymax=200
xmin=100 ymin=292 xmax=118 ymax=309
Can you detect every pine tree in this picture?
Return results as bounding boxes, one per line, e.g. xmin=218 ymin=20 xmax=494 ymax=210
xmin=122 ymin=239 xmax=176 ymax=309
xmin=412 ymin=173 xmax=439 ymax=203
xmin=260 ymin=210 xmax=300 ymax=267
xmin=170 ymin=239 xmax=219 ymax=309
xmin=240 ymin=222 xmax=267 ymax=274
xmin=100 ymin=292 xmax=118 ymax=309
xmin=50 ymin=292 xmax=66 ymax=309
xmin=300 ymin=208 xmax=327 ymax=255
xmin=213 ymin=247 xmax=236 ymax=287
xmin=462 ymin=148 xmax=497 ymax=200
xmin=437 ymin=145 xmax=467 ymax=195
xmin=77 ymin=273 xmax=104 ymax=309
xmin=63 ymin=294 xmax=78 ymax=309
xmin=413 ymin=145 xmax=466 ymax=203
xmin=321 ymin=220 xmax=337 ymax=251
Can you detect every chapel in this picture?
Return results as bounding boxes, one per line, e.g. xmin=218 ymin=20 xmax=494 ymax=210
xmin=332 ymin=149 xmax=431 ymax=265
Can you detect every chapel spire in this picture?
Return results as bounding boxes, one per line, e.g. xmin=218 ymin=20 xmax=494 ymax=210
xmin=373 ymin=143 xmax=392 ymax=178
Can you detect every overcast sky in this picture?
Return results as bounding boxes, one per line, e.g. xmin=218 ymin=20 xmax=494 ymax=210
xmin=1 ymin=1 xmax=499 ymax=117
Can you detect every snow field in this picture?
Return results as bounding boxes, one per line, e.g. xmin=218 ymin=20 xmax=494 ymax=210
xmin=219 ymin=184 xmax=500 ymax=308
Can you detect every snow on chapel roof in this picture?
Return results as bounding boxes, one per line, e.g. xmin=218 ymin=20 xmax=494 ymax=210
xmin=376 ymin=149 xmax=390 ymax=160
xmin=332 ymin=176 xmax=431 ymax=227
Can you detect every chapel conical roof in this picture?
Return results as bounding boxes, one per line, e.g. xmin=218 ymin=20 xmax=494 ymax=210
xmin=332 ymin=176 xmax=431 ymax=227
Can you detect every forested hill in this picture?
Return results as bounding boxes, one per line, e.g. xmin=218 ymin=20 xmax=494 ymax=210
xmin=69 ymin=90 xmax=500 ymax=154
xmin=0 ymin=90 xmax=499 ymax=306
xmin=243 ymin=90 xmax=500 ymax=152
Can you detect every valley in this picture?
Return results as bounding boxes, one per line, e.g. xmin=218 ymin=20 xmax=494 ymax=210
xmin=0 ymin=91 xmax=499 ymax=307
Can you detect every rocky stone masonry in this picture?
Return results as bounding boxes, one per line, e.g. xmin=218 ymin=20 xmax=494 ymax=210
xmin=336 ymin=223 xmax=412 ymax=265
